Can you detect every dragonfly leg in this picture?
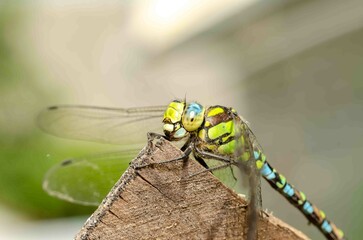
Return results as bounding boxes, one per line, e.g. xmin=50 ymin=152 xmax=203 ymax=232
xmin=180 ymin=137 xmax=208 ymax=169
xmin=228 ymin=166 xmax=237 ymax=181
xmin=194 ymin=154 xmax=209 ymax=169
xmin=146 ymin=132 xmax=166 ymax=153
xmin=135 ymin=145 xmax=193 ymax=169
xmin=195 ymin=147 xmax=236 ymax=165
xmin=187 ymin=162 xmax=233 ymax=178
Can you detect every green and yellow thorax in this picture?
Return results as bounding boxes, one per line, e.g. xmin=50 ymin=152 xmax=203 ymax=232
xmin=196 ymin=106 xmax=247 ymax=158
xmin=162 ymin=100 xmax=252 ymax=161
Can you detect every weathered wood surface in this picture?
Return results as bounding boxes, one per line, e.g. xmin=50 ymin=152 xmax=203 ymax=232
xmin=75 ymin=138 xmax=309 ymax=240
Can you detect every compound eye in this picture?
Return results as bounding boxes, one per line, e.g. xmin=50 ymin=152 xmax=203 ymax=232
xmin=182 ymin=102 xmax=205 ymax=131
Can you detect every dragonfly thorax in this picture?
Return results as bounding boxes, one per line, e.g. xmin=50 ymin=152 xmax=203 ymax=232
xmin=162 ymin=100 xmax=205 ymax=140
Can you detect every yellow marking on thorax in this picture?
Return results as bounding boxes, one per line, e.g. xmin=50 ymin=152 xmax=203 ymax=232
xmin=222 ymin=136 xmax=229 ymax=143
xmin=198 ymin=129 xmax=206 ymax=139
xmin=207 ymin=120 xmax=233 ymax=140
xmin=205 ymin=144 xmax=217 ymax=151
xmin=217 ymin=136 xmax=251 ymax=160
xmin=217 ymin=140 xmax=236 ymax=155
xmin=207 ymin=107 xmax=225 ymax=117
xmin=205 ymin=121 xmax=211 ymax=127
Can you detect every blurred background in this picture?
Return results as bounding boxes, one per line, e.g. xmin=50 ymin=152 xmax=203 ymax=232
xmin=1 ymin=0 xmax=363 ymax=239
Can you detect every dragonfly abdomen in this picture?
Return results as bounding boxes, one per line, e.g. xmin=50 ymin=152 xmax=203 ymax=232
xmin=260 ymin=161 xmax=345 ymax=240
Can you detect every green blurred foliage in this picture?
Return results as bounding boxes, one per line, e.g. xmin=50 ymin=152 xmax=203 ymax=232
xmin=0 ymin=2 xmax=115 ymax=219
xmin=1 ymin=134 xmax=98 ymax=218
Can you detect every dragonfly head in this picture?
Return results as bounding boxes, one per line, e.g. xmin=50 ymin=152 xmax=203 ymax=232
xmin=163 ymin=100 xmax=205 ymax=140
xmin=163 ymin=100 xmax=187 ymax=140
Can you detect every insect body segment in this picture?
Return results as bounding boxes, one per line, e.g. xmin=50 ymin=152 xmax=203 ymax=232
xmin=260 ymin=162 xmax=344 ymax=240
xmin=253 ymin=150 xmax=266 ymax=170
xmin=197 ymin=106 xmax=250 ymax=161
xmin=162 ymin=101 xmax=345 ymax=240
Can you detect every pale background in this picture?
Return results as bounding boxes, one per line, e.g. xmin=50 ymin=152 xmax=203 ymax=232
xmin=1 ymin=0 xmax=363 ymax=239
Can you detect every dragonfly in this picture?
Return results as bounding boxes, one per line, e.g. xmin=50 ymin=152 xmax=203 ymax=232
xmin=38 ymin=100 xmax=345 ymax=240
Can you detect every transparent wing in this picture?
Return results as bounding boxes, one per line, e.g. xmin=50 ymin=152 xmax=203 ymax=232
xmin=203 ymin=158 xmax=239 ymax=190
xmin=234 ymin=117 xmax=262 ymax=240
xmin=43 ymin=150 xmax=139 ymax=206
xmin=37 ymin=105 xmax=166 ymax=145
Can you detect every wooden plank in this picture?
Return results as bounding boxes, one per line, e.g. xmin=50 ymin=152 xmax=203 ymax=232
xmin=75 ymin=138 xmax=308 ymax=240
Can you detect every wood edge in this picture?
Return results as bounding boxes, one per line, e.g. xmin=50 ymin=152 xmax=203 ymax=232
xmin=75 ymin=138 xmax=310 ymax=240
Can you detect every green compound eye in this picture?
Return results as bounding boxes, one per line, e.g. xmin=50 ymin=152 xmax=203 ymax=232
xmin=163 ymin=100 xmax=185 ymax=123
xmin=182 ymin=102 xmax=205 ymax=132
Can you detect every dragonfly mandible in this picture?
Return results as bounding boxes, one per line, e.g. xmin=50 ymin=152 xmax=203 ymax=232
xmin=38 ymin=100 xmax=345 ymax=240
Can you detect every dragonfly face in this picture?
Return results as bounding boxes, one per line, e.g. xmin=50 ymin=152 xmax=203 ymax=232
xmin=162 ymin=100 xmax=205 ymax=140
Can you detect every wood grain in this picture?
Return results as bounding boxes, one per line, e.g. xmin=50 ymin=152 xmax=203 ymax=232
xmin=75 ymin=138 xmax=309 ymax=240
